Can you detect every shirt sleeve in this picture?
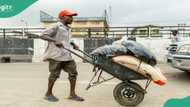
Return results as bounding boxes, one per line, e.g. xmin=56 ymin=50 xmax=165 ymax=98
xmin=40 ymin=24 xmax=58 ymax=37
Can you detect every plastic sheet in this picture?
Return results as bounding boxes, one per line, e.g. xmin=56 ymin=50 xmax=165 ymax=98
xmin=90 ymin=44 xmax=127 ymax=56
xmin=121 ymin=40 xmax=157 ymax=66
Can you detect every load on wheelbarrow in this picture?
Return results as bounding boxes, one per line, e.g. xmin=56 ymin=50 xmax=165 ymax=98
xmin=65 ymin=40 xmax=167 ymax=106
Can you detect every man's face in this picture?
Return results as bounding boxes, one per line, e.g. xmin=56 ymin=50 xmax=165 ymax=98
xmin=60 ymin=16 xmax=73 ymax=25
xmin=172 ymin=31 xmax=177 ymax=36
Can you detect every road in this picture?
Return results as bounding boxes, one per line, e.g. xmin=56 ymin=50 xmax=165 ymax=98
xmin=0 ymin=62 xmax=189 ymax=107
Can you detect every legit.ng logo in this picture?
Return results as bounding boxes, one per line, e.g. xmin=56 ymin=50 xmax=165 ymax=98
xmin=164 ymin=96 xmax=190 ymax=107
xmin=0 ymin=0 xmax=38 ymax=18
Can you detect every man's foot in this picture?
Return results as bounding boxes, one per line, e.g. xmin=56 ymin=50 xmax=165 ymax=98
xmin=68 ymin=95 xmax=84 ymax=101
xmin=44 ymin=95 xmax=59 ymax=102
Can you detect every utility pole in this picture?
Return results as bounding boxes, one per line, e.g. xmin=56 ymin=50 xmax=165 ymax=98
xmin=21 ymin=19 xmax=28 ymax=38
xmin=108 ymin=4 xmax=112 ymax=26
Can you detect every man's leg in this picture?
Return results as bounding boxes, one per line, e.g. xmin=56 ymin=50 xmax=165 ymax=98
xmin=44 ymin=59 xmax=62 ymax=102
xmin=63 ymin=60 xmax=84 ymax=101
xmin=69 ymin=78 xmax=77 ymax=97
xmin=68 ymin=73 xmax=84 ymax=102
xmin=45 ymin=78 xmax=57 ymax=96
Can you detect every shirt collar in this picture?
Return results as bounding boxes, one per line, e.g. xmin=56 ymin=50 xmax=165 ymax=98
xmin=58 ymin=21 xmax=70 ymax=30
xmin=58 ymin=21 xmax=71 ymax=29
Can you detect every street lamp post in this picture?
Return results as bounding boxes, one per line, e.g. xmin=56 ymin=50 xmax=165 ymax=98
xmin=20 ymin=19 xmax=28 ymax=38
xmin=20 ymin=19 xmax=32 ymax=58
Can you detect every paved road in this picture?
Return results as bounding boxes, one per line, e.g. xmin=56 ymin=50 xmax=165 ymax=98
xmin=0 ymin=62 xmax=190 ymax=107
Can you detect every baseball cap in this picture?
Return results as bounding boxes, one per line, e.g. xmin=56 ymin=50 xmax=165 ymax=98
xmin=58 ymin=10 xmax=78 ymax=18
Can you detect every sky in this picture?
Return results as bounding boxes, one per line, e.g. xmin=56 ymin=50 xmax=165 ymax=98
xmin=1 ymin=0 xmax=190 ymax=27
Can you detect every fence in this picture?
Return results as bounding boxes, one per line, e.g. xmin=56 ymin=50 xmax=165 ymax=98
xmin=0 ymin=38 xmax=33 ymax=62
xmin=0 ymin=25 xmax=190 ymax=62
xmin=0 ymin=25 xmax=190 ymax=38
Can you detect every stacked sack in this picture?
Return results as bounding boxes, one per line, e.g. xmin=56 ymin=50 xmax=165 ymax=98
xmin=90 ymin=39 xmax=166 ymax=86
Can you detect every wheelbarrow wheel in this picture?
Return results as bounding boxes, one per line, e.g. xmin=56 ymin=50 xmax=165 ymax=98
xmin=113 ymin=81 xmax=144 ymax=106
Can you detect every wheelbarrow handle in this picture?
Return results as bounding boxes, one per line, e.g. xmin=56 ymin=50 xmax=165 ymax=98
xmin=62 ymin=47 xmax=94 ymax=64
xmin=70 ymin=42 xmax=92 ymax=58
xmin=75 ymin=48 xmax=93 ymax=59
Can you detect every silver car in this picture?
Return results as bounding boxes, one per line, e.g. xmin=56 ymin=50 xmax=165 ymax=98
xmin=166 ymin=43 xmax=178 ymax=63
xmin=171 ymin=41 xmax=190 ymax=72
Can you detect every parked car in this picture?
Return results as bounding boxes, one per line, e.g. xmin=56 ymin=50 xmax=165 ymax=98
xmin=166 ymin=41 xmax=190 ymax=62
xmin=170 ymin=41 xmax=190 ymax=72
xmin=166 ymin=43 xmax=178 ymax=63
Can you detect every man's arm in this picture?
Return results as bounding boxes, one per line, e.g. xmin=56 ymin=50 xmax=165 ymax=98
xmin=40 ymin=34 xmax=57 ymax=42
xmin=40 ymin=34 xmax=63 ymax=48
xmin=40 ymin=25 xmax=63 ymax=48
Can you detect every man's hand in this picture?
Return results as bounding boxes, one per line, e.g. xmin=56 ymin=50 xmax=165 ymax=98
xmin=73 ymin=45 xmax=79 ymax=50
xmin=70 ymin=42 xmax=79 ymax=50
xmin=54 ymin=41 xmax=64 ymax=48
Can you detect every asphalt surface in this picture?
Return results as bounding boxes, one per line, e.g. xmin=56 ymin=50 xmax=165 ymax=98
xmin=0 ymin=62 xmax=190 ymax=107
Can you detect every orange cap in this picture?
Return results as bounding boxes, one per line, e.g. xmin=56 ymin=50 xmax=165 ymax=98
xmin=58 ymin=10 xmax=77 ymax=18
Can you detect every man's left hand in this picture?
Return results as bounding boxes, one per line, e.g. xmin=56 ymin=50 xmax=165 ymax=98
xmin=73 ymin=44 xmax=79 ymax=50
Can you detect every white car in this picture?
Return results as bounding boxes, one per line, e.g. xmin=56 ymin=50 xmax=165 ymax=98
xmin=170 ymin=41 xmax=190 ymax=72
xmin=166 ymin=43 xmax=178 ymax=63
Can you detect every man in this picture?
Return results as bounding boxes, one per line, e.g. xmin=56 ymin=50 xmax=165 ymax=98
xmin=40 ymin=10 xmax=84 ymax=102
xmin=171 ymin=30 xmax=183 ymax=43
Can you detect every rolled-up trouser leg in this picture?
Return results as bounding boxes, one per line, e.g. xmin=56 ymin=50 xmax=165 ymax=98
xmin=63 ymin=60 xmax=78 ymax=80
xmin=48 ymin=59 xmax=62 ymax=81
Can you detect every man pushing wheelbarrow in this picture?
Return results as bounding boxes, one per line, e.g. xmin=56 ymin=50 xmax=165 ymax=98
xmin=40 ymin=9 xmax=84 ymax=102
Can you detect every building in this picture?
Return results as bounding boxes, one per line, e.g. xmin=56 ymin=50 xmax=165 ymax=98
xmin=40 ymin=11 xmax=108 ymax=37
xmin=131 ymin=25 xmax=161 ymax=37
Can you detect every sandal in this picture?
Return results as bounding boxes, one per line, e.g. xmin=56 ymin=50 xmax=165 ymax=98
xmin=44 ymin=95 xmax=59 ymax=102
xmin=68 ymin=95 xmax=84 ymax=101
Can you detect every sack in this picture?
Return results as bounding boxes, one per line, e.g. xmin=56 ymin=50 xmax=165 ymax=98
xmin=112 ymin=55 xmax=166 ymax=86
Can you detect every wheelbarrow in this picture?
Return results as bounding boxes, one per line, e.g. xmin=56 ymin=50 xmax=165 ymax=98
xmin=63 ymin=47 xmax=155 ymax=106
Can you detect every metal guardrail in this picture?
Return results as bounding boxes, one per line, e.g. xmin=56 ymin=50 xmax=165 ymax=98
xmin=0 ymin=26 xmax=190 ymax=38
xmin=0 ymin=28 xmax=44 ymax=38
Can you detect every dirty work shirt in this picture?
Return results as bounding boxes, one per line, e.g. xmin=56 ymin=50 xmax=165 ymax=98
xmin=40 ymin=22 xmax=73 ymax=61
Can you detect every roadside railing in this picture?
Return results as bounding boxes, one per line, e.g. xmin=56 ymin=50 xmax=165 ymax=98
xmin=0 ymin=25 xmax=190 ymax=38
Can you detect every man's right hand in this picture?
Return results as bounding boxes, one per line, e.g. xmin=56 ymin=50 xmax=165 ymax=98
xmin=54 ymin=41 xmax=64 ymax=48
